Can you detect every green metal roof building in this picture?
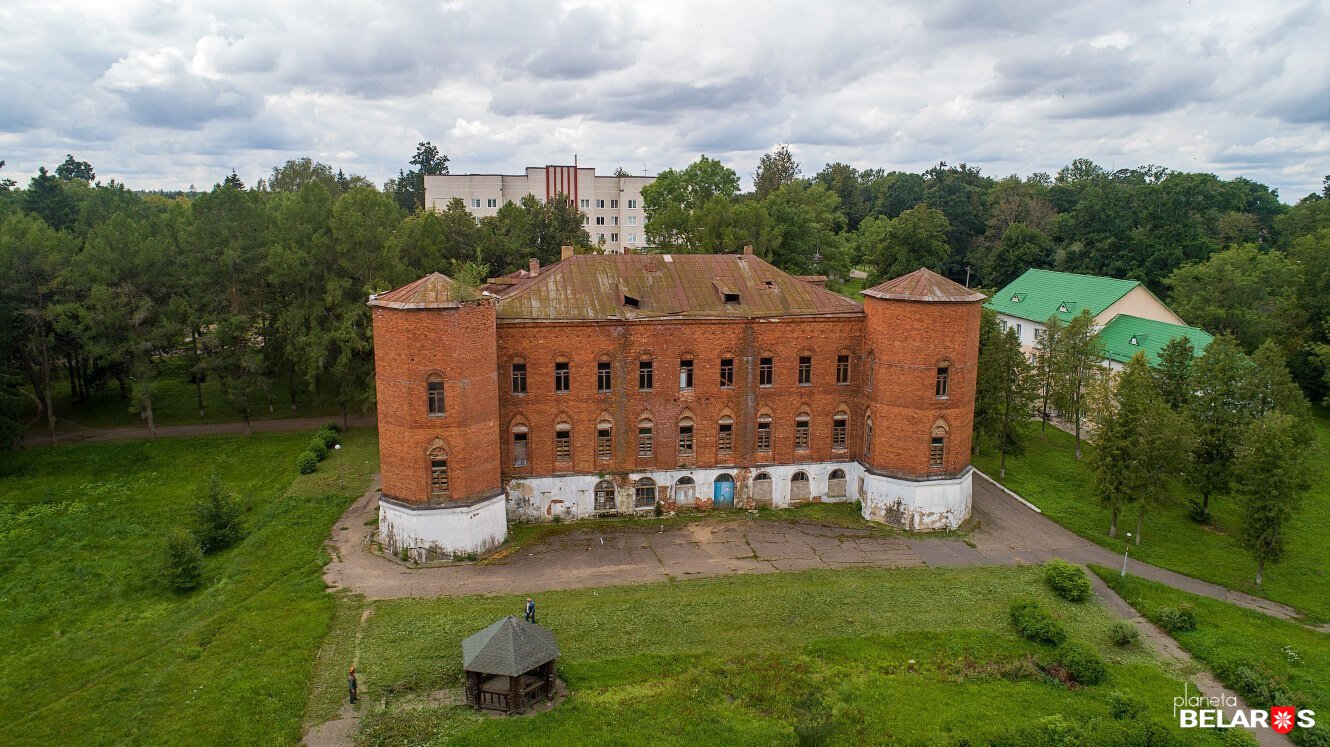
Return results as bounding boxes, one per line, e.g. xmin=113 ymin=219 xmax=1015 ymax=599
xmin=985 ymin=268 xmax=1213 ymax=368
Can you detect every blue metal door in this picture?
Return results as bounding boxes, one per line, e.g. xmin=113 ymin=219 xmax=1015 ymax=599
xmin=714 ymin=475 xmax=735 ymax=508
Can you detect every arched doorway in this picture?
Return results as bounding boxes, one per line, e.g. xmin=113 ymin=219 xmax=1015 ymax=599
xmin=752 ymin=472 xmax=773 ymax=507
xmin=713 ymin=474 xmax=735 ymax=508
xmin=674 ymin=476 xmax=696 ymax=505
xmin=790 ymin=470 xmax=811 ymax=504
xmin=828 ymin=468 xmax=847 ymax=498
xmin=634 ymin=477 xmax=657 ymax=509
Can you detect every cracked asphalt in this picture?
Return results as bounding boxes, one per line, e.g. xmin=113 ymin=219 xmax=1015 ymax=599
xmin=323 ymin=473 xmax=1300 ymax=623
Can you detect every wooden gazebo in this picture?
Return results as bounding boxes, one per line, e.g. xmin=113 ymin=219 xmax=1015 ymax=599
xmin=462 ymin=616 xmax=560 ymax=714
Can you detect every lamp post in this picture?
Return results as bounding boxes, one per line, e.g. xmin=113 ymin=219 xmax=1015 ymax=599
xmin=334 ymin=443 xmax=344 ymax=489
xmin=1120 ymin=531 xmax=1132 ymax=577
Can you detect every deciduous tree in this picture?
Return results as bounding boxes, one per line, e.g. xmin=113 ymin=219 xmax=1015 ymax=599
xmin=1234 ymin=411 xmax=1310 ymax=585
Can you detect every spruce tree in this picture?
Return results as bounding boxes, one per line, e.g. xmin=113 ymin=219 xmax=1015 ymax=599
xmin=1234 ymin=411 xmax=1310 ymax=585
xmin=1186 ymin=336 xmax=1254 ymax=520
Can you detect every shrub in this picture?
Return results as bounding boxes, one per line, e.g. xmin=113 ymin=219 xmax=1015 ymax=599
xmin=307 ymin=437 xmax=328 ymax=461
xmin=1219 ymin=663 xmax=1293 ymax=708
xmin=1057 ymin=641 xmax=1106 ymax=685
xmin=316 ymin=426 xmax=339 ymax=449
xmin=296 ymin=451 xmax=319 ymax=474
xmin=1107 ymin=690 xmax=1147 ymax=719
xmin=1109 ymin=621 xmax=1139 ymax=647
xmin=161 ymin=527 xmax=203 ymax=592
xmin=1044 ymin=559 xmax=1093 ymax=602
xmin=1153 ymin=605 xmax=1197 ymax=633
xmin=324 ymin=421 xmax=342 ymax=433
xmin=192 ymin=474 xmax=245 ymax=553
xmin=1010 ymin=598 xmax=1067 ymax=646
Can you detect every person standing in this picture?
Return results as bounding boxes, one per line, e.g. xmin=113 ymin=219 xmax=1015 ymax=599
xmin=348 ymin=666 xmax=358 ymax=705
xmin=524 ymin=597 xmax=536 ymax=623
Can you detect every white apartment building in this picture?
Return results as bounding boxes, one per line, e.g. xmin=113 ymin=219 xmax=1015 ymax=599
xmin=423 ymin=165 xmax=654 ymax=254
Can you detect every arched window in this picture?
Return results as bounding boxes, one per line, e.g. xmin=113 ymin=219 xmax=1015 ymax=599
xmin=829 ymin=468 xmax=846 ymax=480
xmin=678 ymin=415 xmax=694 ymax=456
xmin=429 ymin=446 xmax=448 ymax=498
xmin=554 ymin=420 xmax=572 ymax=462
xmin=930 ymin=422 xmax=948 ymax=470
xmin=717 ymin=415 xmax=734 ymax=455
xmin=828 ymin=468 xmax=846 ymax=498
xmin=832 ymin=412 xmax=848 ymax=451
xmin=596 ymin=419 xmax=613 ymax=461
xmin=794 ymin=413 xmax=810 ymax=451
xmin=791 ymin=471 xmax=809 ymax=483
xmin=754 ymin=472 xmax=772 ymax=482
xmin=864 ymin=414 xmax=874 ymax=454
xmin=935 ymin=358 xmax=951 ymax=398
xmin=635 ymin=477 xmax=657 ymax=508
xmin=756 ymin=414 xmax=772 ymax=452
xmin=637 ymin=415 xmax=654 ymax=457
xmin=426 ymin=375 xmax=445 ymax=416
xmin=594 ymin=479 xmax=616 ymax=511
xmin=511 ymin=422 xmax=529 ymax=467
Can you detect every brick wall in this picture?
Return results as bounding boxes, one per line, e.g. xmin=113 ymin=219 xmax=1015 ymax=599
xmin=494 ymin=316 xmax=865 ymax=478
xmin=862 ymin=296 xmax=981 ymax=477
xmin=372 ymin=301 xmax=501 ymax=504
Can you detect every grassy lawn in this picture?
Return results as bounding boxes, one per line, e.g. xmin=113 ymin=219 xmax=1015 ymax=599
xmin=972 ymin=419 xmax=1330 ymax=623
xmin=0 ymin=426 xmax=378 ymax=744
xmin=310 ymin=565 xmax=1241 ymax=746
xmin=1093 ymin=566 xmax=1330 ymax=746
xmin=24 ymin=355 xmax=345 ymax=432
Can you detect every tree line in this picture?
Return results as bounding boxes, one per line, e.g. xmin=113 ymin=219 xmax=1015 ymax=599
xmin=974 ymin=306 xmax=1313 ymax=586
xmin=0 ymin=146 xmax=590 ymax=447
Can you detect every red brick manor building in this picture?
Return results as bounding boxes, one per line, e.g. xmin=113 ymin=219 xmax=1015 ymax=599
xmin=371 ymin=247 xmax=983 ymax=559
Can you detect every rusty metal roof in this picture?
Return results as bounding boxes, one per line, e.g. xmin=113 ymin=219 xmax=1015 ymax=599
xmin=490 ymin=253 xmax=864 ymax=321
xmin=368 ymin=272 xmax=461 ymax=309
xmin=861 ymin=268 xmax=986 ymax=303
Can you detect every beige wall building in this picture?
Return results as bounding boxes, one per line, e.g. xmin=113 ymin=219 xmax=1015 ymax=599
xmin=424 ymin=166 xmax=655 ymax=254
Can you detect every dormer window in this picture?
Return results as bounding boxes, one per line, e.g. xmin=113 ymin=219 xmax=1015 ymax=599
xmin=1129 ymin=335 xmax=1139 ymax=345
xmin=763 ymin=280 xmax=775 ymax=289
xmin=723 ymin=292 xmax=740 ymax=304
xmin=1057 ymin=302 xmax=1069 ymax=313
xmin=623 ymin=293 xmax=640 ymax=309
xmin=1010 ymin=293 xmax=1024 ymax=303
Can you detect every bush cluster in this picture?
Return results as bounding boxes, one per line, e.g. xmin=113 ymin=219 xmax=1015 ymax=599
xmin=1044 ymin=559 xmax=1093 ymax=602
xmin=296 ymin=451 xmax=318 ymax=474
xmin=1108 ymin=621 xmax=1139 ymax=647
xmin=161 ymin=527 xmax=203 ymax=592
xmin=193 ymin=474 xmax=245 ymax=553
xmin=1057 ymin=641 xmax=1107 ymax=685
xmin=296 ymin=425 xmax=340 ymax=474
xmin=1010 ymin=598 xmax=1067 ymax=646
xmin=1106 ymin=690 xmax=1147 ymax=719
xmin=1153 ymin=605 xmax=1197 ymax=633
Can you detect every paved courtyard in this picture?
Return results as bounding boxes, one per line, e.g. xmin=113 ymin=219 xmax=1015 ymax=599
xmin=322 ymin=473 xmax=1298 ymax=620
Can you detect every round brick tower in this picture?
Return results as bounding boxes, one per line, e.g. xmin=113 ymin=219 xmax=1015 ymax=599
xmin=370 ymin=273 xmax=505 ymax=560
xmin=858 ymin=268 xmax=984 ymax=530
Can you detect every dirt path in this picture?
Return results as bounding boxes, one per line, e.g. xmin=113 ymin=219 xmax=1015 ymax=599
xmin=323 ymin=472 xmax=1301 ymax=624
xmin=22 ymin=415 xmax=376 ymax=446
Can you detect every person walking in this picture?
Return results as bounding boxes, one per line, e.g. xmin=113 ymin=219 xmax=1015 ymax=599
xmin=348 ymin=666 xmax=358 ymax=705
xmin=524 ymin=597 xmax=536 ymax=624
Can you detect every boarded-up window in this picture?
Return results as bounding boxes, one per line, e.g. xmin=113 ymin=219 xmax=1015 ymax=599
xmin=512 ymin=426 xmax=529 ymax=467
xmin=596 ymin=421 xmax=612 ymax=460
xmin=832 ymin=414 xmax=848 ymax=451
xmin=828 ymin=468 xmax=846 ymax=498
xmin=429 ymin=448 xmax=448 ymax=498
xmin=794 ymin=415 xmax=810 ymax=451
xmin=718 ymin=416 xmax=733 ymax=455
xmin=638 ymin=419 xmax=653 ymax=457
xmin=930 ymin=425 xmax=946 ymax=470
xmin=678 ymin=417 xmax=694 ymax=456
xmin=594 ymin=480 xmax=616 ymax=511
xmin=756 ymin=416 xmax=772 ymax=452
xmin=555 ymin=422 xmax=571 ymax=462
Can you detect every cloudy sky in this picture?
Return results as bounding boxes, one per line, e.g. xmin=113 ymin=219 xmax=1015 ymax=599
xmin=3 ymin=0 xmax=1327 ymax=200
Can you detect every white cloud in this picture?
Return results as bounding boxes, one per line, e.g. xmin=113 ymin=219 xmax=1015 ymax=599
xmin=0 ymin=0 xmax=1325 ymax=199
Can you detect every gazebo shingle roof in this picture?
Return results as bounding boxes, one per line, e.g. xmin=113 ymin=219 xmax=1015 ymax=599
xmin=461 ymin=616 xmax=560 ymax=677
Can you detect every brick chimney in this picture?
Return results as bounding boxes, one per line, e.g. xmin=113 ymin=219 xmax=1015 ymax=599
xmin=561 ymin=245 xmax=574 ymax=260
xmin=743 ymin=245 xmax=753 ymax=255
xmin=529 ymin=258 xmax=540 ymax=277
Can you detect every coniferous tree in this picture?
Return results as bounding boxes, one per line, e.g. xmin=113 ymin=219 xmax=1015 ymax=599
xmin=974 ymin=314 xmax=1037 ymax=478
xmin=1154 ymin=337 xmax=1195 ymax=412
xmin=1090 ymin=353 xmax=1190 ymax=541
xmin=1186 ymin=336 xmax=1254 ymax=520
xmin=1234 ymin=411 xmax=1310 ymax=585
xmin=1053 ymin=309 xmax=1104 ymax=458
xmin=1034 ymin=315 xmax=1065 ymax=432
